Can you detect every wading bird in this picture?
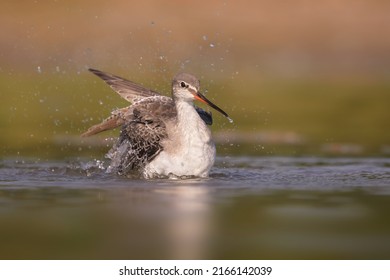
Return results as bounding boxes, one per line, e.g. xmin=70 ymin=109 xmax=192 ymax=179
xmin=82 ymin=69 xmax=232 ymax=178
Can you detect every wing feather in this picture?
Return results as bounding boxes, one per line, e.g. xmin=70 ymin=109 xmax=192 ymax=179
xmin=89 ymin=68 xmax=160 ymax=102
xmin=106 ymin=96 xmax=175 ymax=174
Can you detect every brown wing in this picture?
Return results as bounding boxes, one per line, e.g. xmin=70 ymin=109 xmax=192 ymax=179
xmin=106 ymin=96 xmax=176 ymax=174
xmin=89 ymin=68 xmax=161 ymax=102
xmin=81 ymin=107 xmax=129 ymax=137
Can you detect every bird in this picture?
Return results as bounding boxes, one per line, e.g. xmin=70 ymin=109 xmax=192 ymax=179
xmin=82 ymin=68 xmax=232 ymax=179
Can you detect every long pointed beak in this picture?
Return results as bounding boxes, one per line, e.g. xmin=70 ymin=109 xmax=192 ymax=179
xmin=192 ymin=90 xmax=233 ymax=123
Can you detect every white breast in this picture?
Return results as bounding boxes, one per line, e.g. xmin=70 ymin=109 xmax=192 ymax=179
xmin=143 ymin=101 xmax=216 ymax=178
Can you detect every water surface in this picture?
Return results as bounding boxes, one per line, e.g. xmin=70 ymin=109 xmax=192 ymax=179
xmin=1 ymin=156 xmax=390 ymax=259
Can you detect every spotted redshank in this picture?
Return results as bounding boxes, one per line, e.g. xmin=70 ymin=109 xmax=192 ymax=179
xmin=82 ymin=69 xmax=232 ymax=178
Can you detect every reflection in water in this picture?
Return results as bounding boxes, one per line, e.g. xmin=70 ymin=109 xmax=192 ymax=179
xmin=156 ymin=185 xmax=211 ymax=259
xmin=0 ymin=156 xmax=390 ymax=259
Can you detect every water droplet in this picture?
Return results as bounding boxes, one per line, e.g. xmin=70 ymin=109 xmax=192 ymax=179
xmin=202 ymin=35 xmax=207 ymax=41
xmin=209 ymin=43 xmax=215 ymax=48
xmin=37 ymin=66 xmax=42 ymax=73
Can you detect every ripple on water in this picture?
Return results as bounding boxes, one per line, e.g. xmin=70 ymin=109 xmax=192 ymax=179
xmin=0 ymin=156 xmax=389 ymax=191
xmin=1 ymin=156 xmax=390 ymax=259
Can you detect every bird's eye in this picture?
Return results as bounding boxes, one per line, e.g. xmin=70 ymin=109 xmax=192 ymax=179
xmin=180 ymin=82 xmax=186 ymax=88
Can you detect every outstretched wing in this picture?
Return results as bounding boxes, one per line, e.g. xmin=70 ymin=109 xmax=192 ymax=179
xmin=89 ymin=68 xmax=161 ymax=102
xmin=81 ymin=107 xmax=129 ymax=137
xmin=82 ymin=69 xmax=213 ymax=138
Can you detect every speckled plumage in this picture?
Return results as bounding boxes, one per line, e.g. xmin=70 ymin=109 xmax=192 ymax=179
xmin=82 ymin=68 xmax=231 ymax=178
xmin=107 ymin=96 xmax=174 ymax=175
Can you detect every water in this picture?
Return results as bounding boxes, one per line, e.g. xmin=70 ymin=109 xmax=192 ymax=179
xmin=1 ymin=156 xmax=390 ymax=259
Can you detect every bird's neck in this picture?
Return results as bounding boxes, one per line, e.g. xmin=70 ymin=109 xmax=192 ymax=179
xmin=175 ymin=100 xmax=203 ymax=128
xmin=173 ymin=99 xmax=213 ymax=152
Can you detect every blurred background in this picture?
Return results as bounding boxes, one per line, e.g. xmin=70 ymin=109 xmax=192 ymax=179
xmin=1 ymin=0 xmax=389 ymax=158
xmin=1 ymin=0 xmax=390 ymax=261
